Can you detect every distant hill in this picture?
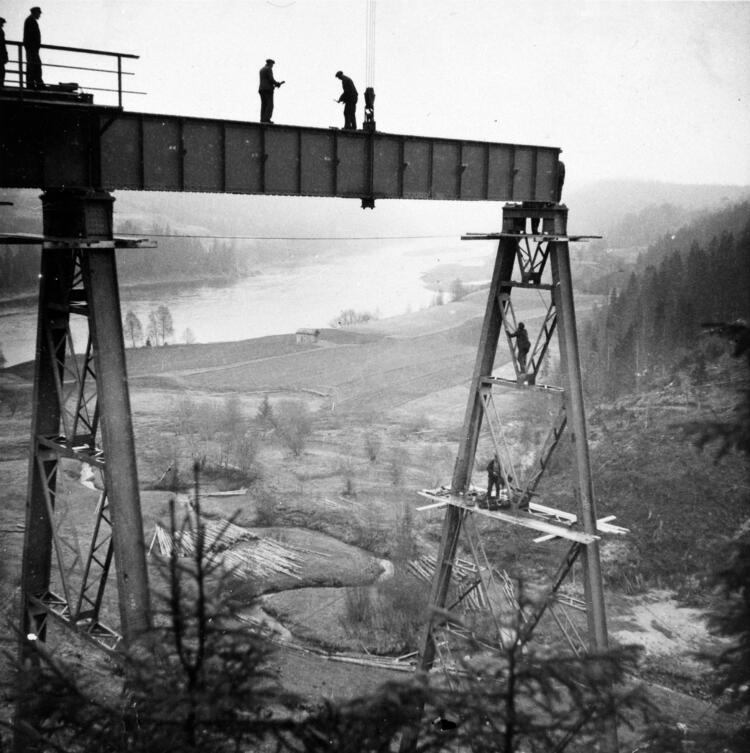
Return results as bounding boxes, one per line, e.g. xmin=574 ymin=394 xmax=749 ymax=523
xmin=579 ymin=200 xmax=750 ymax=398
xmin=565 ymin=179 xmax=750 ymax=238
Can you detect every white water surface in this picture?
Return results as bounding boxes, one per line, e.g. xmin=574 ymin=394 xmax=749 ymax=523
xmin=0 ymin=241 xmax=491 ymax=367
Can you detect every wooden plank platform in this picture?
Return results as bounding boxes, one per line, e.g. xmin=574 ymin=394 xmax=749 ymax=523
xmin=416 ymin=490 xmax=599 ymax=545
xmin=461 ymin=233 xmax=602 ymax=242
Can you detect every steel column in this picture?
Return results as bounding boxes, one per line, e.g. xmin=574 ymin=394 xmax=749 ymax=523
xmin=81 ymin=247 xmax=151 ymax=637
xmin=19 ymin=250 xmax=75 ymax=648
xmin=549 ymin=232 xmax=609 ymax=650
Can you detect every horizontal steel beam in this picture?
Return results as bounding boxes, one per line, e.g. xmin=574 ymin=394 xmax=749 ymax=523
xmin=0 ymin=99 xmax=562 ymax=202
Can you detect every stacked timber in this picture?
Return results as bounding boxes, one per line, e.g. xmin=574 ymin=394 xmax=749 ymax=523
xmin=151 ymin=521 xmax=305 ymax=580
xmin=408 ymin=554 xmax=486 ymax=610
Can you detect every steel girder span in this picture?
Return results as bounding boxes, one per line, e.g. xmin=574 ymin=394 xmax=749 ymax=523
xmin=0 ymin=101 xmax=561 ymax=202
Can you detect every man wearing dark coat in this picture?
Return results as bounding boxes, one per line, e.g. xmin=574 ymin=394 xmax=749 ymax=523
xmin=258 ymin=58 xmax=284 ymax=123
xmin=486 ymin=458 xmax=512 ymax=507
xmin=486 ymin=458 xmax=502 ymax=500
xmin=0 ymin=18 xmax=8 ymax=88
xmin=335 ymin=71 xmax=358 ymax=130
xmin=23 ymin=6 xmax=43 ymax=89
xmin=509 ymin=322 xmax=531 ymax=372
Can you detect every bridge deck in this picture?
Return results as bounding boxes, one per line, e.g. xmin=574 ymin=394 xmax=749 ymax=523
xmin=0 ymin=97 xmax=561 ymax=202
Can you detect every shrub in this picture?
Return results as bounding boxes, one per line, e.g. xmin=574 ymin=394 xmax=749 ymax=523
xmin=329 ymin=308 xmax=378 ymax=328
xmin=252 ymin=489 xmax=278 ymax=527
xmin=272 ymin=399 xmax=313 ymax=456
xmin=341 ymin=586 xmax=374 ymax=629
xmin=363 ymin=429 xmax=382 ymax=462
xmin=255 ymin=394 xmax=274 ymax=436
xmin=377 ymin=570 xmax=430 ymax=650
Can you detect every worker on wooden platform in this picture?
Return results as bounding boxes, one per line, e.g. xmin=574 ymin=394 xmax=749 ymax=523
xmin=23 ymin=6 xmax=43 ymax=89
xmin=509 ymin=322 xmax=531 ymax=372
xmin=335 ymin=70 xmax=358 ymax=130
xmin=258 ymin=58 xmax=284 ymax=123
xmin=486 ymin=458 xmax=512 ymax=509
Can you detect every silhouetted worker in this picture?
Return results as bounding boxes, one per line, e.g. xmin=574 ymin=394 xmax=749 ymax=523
xmin=486 ymin=458 xmax=512 ymax=509
xmin=0 ymin=18 xmax=8 ymax=88
xmin=509 ymin=322 xmax=531 ymax=372
xmin=258 ymin=58 xmax=284 ymax=123
xmin=487 ymin=458 xmax=502 ymax=500
xmin=335 ymin=70 xmax=358 ymax=130
xmin=23 ymin=6 xmax=43 ymax=89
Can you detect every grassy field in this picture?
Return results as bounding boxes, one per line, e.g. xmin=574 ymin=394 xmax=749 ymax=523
xmin=1 ymin=288 xmax=747 ymax=746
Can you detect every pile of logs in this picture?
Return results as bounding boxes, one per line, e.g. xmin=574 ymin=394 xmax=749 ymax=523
xmin=408 ymin=553 xmax=487 ymax=610
xmin=151 ymin=521 xmax=306 ymax=580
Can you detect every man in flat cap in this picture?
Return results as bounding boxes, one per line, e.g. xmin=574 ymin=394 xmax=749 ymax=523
xmin=335 ymin=71 xmax=358 ymax=130
xmin=258 ymin=58 xmax=284 ymax=124
xmin=23 ymin=6 xmax=43 ymax=89
xmin=0 ymin=17 xmax=8 ymax=88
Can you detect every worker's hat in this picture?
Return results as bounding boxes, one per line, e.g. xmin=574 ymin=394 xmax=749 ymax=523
xmin=0 ymin=17 xmax=5 ymax=23
xmin=335 ymin=71 xmax=343 ymax=77
xmin=266 ymin=58 xmax=275 ymax=64
xmin=30 ymin=6 xmax=42 ymax=12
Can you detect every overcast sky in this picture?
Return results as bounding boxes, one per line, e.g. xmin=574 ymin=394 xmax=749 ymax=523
xmin=3 ymin=0 xmax=749 ymax=189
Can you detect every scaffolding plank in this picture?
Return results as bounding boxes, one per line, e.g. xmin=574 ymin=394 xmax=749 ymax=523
xmin=481 ymin=376 xmax=564 ymax=393
xmin=529 ymin=503 xmax=629 ymax=534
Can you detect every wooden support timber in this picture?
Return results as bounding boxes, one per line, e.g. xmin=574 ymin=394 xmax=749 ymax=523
xmin=399 ymin=202 xmax=620 ymax=753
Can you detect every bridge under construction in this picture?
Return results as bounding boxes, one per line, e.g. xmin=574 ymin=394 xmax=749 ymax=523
xmin=1 ymin=35 xmax=618 ymax=753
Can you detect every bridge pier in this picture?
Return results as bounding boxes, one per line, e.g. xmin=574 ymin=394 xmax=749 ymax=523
xmin=399 ymin=201 xmax=618 ymax=752
xmin=18 ymin=189 xmax=151 ymax=667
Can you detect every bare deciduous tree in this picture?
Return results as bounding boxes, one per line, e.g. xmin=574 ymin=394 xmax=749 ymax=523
xmin=124 ymin=309 xmax=143 ymax=348
xmin=272 ymin=399 xmax=313 ymax=456
xmin=148 ymin=304 xmax=174 ymax=346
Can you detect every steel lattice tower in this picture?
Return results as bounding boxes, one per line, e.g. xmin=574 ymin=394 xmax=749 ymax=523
xmin=400 ymin=201 xmax=622 ymax=752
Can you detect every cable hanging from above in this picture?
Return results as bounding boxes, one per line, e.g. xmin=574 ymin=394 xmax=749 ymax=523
xmin=365 ymin=0 xmax=376 ymax=89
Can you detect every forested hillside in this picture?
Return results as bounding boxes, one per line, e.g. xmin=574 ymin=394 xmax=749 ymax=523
xmin=0 ymin=222 xmax=252 ymax=299
xmin=579 ymin=202 xmax=750 ymax=398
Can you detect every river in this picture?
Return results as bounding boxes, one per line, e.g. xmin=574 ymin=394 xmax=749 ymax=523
xmin=0 ymin=240 xmax=491 ymax=367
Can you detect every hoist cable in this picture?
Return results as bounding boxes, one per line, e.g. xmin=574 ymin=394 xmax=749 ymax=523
xmin=365 ymin=0 xmax=376 ymax=88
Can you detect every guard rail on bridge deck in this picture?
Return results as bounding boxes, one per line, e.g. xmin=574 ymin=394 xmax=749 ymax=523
xmin=1 ymin=42 xmax=562 ymax=204
xmin=2 ymin=40 xmax=140 ymax=108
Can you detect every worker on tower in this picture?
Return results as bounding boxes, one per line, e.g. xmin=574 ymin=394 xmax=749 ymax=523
xmin=335 ymin=70 xmax=358 ymax=130
xmin=258 ymin=58 xmax=284 ymax=124
xmin=509 ymin=322 xmax=531 ymax=373
xmin=487 ymin=458 xmax=501 ymax=500
xmin=23 ymin=6 xmax=43 ymax=89
xmin=485 ymin=458 xmax=512 ymax=509
xmin=0 ymin=17 xmax=8 ymax=88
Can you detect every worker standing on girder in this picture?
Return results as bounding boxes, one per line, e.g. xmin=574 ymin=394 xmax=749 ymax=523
xmin=335 ymin=70 xmax=358 ymax=130
xmin=0 ymin=17 xmax=8 ymax=88
xmin=258 ymin=58 xmax=284 ymax=124
xmin=23 ymin=6 xmax=43 ymax=89
xmin=509 ymin=322 xmax=531 ymax=372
